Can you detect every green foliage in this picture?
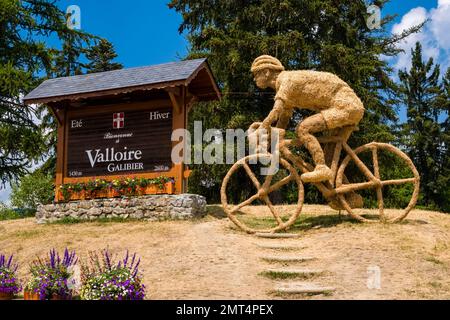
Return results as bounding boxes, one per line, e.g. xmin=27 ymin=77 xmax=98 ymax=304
xmin=0 ymin=203 xmax=35 ymax=221
xmin=398 ymin=42 xmax=450 ymax=212
xmin=0 ymin=63 xmax=46 ymax=184
xmin=0 ymin=0 xmax=97 ymax=185
xmin=84 ymin=39 xmax=123 ymax=74
xmin=10 ymin=171 xmax=54 ymax=210
xmin=51 ymin=217 xmax=138 ymax=225
xmin=169 ymin=0 xmax=424 ymax=204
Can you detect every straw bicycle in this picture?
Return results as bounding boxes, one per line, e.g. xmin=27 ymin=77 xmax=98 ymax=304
xmin=221 ymin=124 xmax=420 ymax=234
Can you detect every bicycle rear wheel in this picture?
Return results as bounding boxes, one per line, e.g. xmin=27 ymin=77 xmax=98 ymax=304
xmin=336 ymin=143 xmax=420 ymax=223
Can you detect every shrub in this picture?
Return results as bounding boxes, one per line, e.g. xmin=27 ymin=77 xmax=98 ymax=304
xmin=80 ymin=249 xmax=145 ymax=300
xmin=25 ymin=248 xmax=77 ymax=300
xmin=10 ymin=171 xmax=54 ymax=210
xmin=0 ymin=203 xmax=35 ymax=221
xmin=0 ymin=254 xmax=21 ymax=295
xmin=0 ymin=204 xmax=19 ymax=221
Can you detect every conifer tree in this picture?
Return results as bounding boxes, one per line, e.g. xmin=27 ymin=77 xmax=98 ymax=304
xmin=398 ymin=42 xmax=448 ymax=210
xmin=437 ymin=67 xmax=450 ymax=211
xmin=84 ymin=39 xmax=123 ymax=74
xmin=0 ymin=0 xmax=96 ymax=184
xmin=169 ymin=0 xmax=424 ymax=203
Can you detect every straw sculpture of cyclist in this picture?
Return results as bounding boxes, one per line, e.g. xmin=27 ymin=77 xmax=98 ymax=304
xmin=250 ymin=55 xmax=365 ymax=208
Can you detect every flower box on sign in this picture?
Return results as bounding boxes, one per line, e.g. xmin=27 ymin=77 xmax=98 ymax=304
xmin=86 ymin=189 xmax=120 ymax=200
xmin=0 ymin=292 xmax=15 ymax=300
xmin=70 ymin=190 xmax=86 ymax=201
xmin=23 ymin=291 xmax=71 ymax=301
xmin=58 ymin=179 xmax=174 ymax=202
xmin=140 ymin=181 xmax=174 ymax=195
xmin=23 ymin=290 xmax=40 ymax=300
xmin=51 ymin=293 xmax=71 ymax=300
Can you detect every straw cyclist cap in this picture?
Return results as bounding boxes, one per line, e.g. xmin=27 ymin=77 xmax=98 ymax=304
xmin=251 ymin=55 xmax=285 ymax=73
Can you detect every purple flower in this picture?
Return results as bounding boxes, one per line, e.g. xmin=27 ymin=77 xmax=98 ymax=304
xmin=0 ymin=254 xmax=21 ymax=295
xmin=27 ymin=248 xmax=77 ymax=300
xmin=81 ymin=249 xmax=146 ymax=300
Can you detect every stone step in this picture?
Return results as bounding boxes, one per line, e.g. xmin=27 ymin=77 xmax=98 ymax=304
xmin=256 ymin=244 xmax=305 ymax=250
xmin=255 ymin=233 xmax=300 ymax=239
xmin=260 ymin=255 xmax=316 ymax=263
xmin=262 ymin=268 xmax=324 ymax=279
xmin=274 ymin=282 xmax=335 ymax=295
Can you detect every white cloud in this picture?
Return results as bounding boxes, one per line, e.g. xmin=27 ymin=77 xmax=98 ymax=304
xmin=391 ymin=2 xmax=450 ymax=73
xmin=391 ymin=7 xmax=428 ymax=71
xmin=0 ymin=186 xmax=12 ymax=205
xmin=430 ymin=0 xmax=450 ymax=50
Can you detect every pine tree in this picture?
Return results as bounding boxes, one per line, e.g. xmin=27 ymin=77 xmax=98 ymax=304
xmin=37 ymin=30 xmax=97 ymax=178
xmin=398 ymin=42 xmax=448 ymax=210
xmin=1 ymin=0 xmax=59 ymax=185
xmin=0 ymin=0 xmax=96 ymax=184
xmin=169 ymin=0 xmax=424 ymax=203
xmin=437 ymin=67 xmax=450 ymax=211
xmin=38 ymin=38 xmax=122 ymax=170
xmin=84 ymin=39 xmax=123 ymax=74
xmin=52 ymin=37 xmax=86 ymax=78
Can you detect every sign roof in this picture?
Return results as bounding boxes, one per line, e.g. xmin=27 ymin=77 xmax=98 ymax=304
xmin=23 ymin=58 xmax=220 ymax=104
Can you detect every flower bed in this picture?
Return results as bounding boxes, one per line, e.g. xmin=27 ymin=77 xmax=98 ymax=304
xmin=2 ymin=248 xmax=148 ymax=300
xmin=80 ymin=250 xmax=145 ymax=300
xmin=24 ymin=249 xmax=77 ymax=300
xmin=58 ymin=176 xmax=175 ymax=202
xmin=0 ymin=254 xmax=21 ymax=300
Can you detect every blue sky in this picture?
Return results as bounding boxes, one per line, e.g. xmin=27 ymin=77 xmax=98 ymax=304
xmin=55 ymin=0 xmax=444 ymax=68
xmin=57 ymin=0 xmax=188 ymax=67
xmin=1 ymin=0 xmax=449 ymax=203
xmin=384 ymin=0 xmax=436 ymax=19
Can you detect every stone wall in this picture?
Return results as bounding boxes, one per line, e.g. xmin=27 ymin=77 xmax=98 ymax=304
xmin=36 ymin=194 xmax=207 ymax=224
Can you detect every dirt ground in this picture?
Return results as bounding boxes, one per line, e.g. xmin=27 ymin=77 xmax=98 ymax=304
xmin=0 ymin=204 xmax=449 ymax=300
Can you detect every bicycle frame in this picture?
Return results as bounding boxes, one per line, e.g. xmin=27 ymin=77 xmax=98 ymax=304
xmin=277 ymin=125 xmax=369 ymax=202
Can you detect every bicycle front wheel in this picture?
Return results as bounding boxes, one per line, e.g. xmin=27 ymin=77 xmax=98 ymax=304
xmin=221 ymin=153 xmax=304 ymax=233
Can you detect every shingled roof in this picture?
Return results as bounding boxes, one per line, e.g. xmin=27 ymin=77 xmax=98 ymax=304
xmin=23 ymin=58 xmax=220 ymax=104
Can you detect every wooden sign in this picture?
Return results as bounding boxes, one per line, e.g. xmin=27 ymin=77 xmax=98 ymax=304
xmin=67 ymin=108 xmax=173 ymax=177
xmin=23 ymin=58 xmax=221 ymax=201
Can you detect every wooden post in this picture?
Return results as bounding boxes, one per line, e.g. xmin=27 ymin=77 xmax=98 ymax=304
xmin=54 ymin=104 xmax=67 ymax=201
xmin=170 ymin=86 xmax=186 ymax=194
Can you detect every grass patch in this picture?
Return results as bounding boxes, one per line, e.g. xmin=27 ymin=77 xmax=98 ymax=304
xmin=48 ymin=215 xmax=209 ymax=225
xmin=433 ymin=241 xmax=448 ymax=253
xmin=260 ymin=271 xmax=301 ymax=280
xmin=425 ymin=256 xmax=444 ymax=265
xmin=238 ymin=213 xmax=361 ymax=233
xmin=206 ymin=205 xmax=227 ymax=219
xmin=14 ymin=229 xmax=44 ymax=239
xmin=428 ymin=281 xmax=444 ymax=290
xmin=50 ymin=217 xmax=142 ymax=225
xmin=258 ymin=246 xmax=303 ymax=252
xmin=259 ymin=270 xmax=321 ymax=280
xmin=270 ymin=290 xmax=334 ymax=298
